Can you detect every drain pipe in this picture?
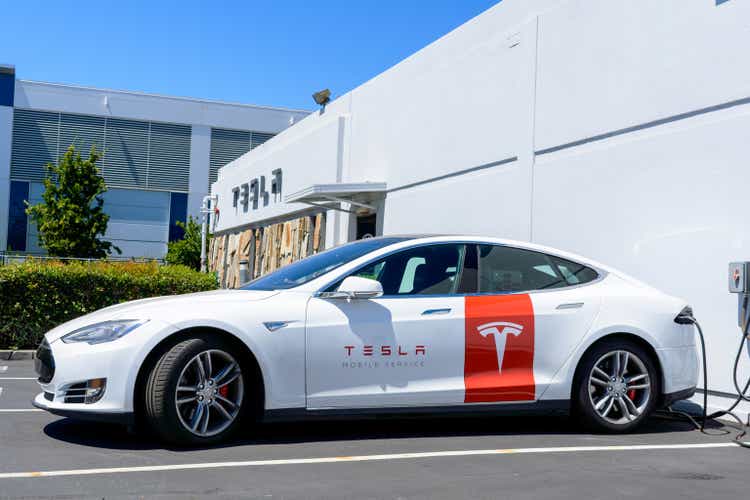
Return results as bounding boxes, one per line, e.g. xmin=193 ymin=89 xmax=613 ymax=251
xmin=200 ymin=195 xmax=217 ymax=273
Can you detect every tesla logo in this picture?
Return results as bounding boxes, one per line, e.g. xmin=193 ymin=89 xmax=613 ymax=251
xmin=476 ymin=322 xmax=523 ymax=374
xmin=464 ymin=294 xmax=536 ymax=403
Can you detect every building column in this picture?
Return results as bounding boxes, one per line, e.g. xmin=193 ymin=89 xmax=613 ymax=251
xmin=187 ymin=124 xmax=211 ymax=223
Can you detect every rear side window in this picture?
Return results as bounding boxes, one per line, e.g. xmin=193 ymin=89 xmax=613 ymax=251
xmin=550 ymin=255 xmax=599 ymax=285
xmin=477 ymin=245 xmax=598 ymax=293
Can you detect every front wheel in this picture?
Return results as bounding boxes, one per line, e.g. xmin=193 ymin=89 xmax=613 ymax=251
xmin=574 ymin=340 xmax=659 ymax=433
xmin=144 ymin=337 xmax=246 ymax=445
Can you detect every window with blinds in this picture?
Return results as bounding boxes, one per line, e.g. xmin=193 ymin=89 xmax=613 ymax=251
xmin=10 ymin=109 xmax=191 ymax=192
xmin=208 ymin=128 xmax=276 ymax=185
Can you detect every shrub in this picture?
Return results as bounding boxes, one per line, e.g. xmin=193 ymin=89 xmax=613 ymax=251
xmin=0 ymin=260 xmax=218 ymax=349
xmin=165 ymin=216 xmax=203 ymax=270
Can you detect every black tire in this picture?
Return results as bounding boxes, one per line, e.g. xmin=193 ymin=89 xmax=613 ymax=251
xmin=574 ymin=339 xmax=660 ymax=433
xmin=144 ymin=336 xmax=248 ymax=446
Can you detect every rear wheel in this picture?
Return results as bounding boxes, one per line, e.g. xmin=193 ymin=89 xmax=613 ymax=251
xmin=575 ymin=340 xmax=659 ymax=433
xmin=144 ymin=337 xmax=246 ymax=445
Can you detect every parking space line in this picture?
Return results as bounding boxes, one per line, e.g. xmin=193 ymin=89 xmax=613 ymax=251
xmin=0 ymin=442 xmax=737 ymax=480
xmin=0 ymin=409 xmax=43 ymax=413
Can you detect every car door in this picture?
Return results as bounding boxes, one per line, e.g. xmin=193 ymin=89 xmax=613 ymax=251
xmin=305 ymin=243 xmax=470 ymax=409
xmin=464 ymin=244 xmax=602 ymax=403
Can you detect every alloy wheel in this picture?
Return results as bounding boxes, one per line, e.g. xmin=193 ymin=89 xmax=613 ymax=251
xmin=174 ymin=349 xmax=244 ymax=437
xmin=587 ymin=349 xmax=651 ymax=425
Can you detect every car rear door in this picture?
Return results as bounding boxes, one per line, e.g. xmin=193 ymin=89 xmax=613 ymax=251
xmin=463 ymin=244 xmax=602 ymax=403
xmin=305 ymin=243 xmax=470 ymax=409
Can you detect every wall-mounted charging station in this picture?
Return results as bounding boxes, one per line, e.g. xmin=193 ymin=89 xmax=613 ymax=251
xmin=729 ymin=262 xmax=750 ymax=331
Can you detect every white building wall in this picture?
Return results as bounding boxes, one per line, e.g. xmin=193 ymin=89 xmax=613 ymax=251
xmin=530 ymin=0 xmax=750 ymax=399
xmin=211 ymin=0 xmax=750 ymax=397
xmin=533 ymin=0 xmax=750 ymax=153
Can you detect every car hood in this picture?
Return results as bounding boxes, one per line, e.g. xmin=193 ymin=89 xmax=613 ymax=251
xmin=45 ymin=289 xmax=279 ymax=343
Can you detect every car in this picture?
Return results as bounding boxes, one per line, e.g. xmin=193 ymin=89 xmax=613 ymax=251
xmin=33 ymin=235 xmax=699 ymax=445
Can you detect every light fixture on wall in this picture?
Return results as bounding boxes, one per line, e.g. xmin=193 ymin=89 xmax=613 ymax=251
xmin=312 ymin=89 xmax=331 ymax=112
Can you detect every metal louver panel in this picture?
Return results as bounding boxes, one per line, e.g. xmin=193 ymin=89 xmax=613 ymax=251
xmin=251 ymin=131 xmax=275 ymax=149
xmin=209 ymin=128 xmax=251 ymax=185
xmin=148 ymin=122 xmax=191 ymax=191
xmin=103 ymin=118 xmax=149 ymax=189
xmin=10 ymin=109 xmax=60 ymax=181
xmin=11 ymin=109 xmax=191 ymax=192
xmin=59 ymin=113 xmax=105 ymax=162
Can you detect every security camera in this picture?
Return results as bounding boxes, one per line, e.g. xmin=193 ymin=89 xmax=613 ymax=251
xmin=312 ymin=89 xmax=331 ymax=107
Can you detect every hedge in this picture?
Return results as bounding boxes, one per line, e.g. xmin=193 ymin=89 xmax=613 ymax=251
xmin=0 ymin=261 xmax=218 ymax=349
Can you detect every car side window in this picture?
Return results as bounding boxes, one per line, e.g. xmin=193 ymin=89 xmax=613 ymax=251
xmin=347 ymin=244 xmax=466 ymax=296
xmin=550 ymin=255 xmax=599 ymax=285
xmin=477 ymin=245 xmax=598 ymax=293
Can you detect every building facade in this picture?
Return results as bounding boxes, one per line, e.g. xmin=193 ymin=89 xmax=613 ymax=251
xmin=0 ymin=66 xmax=309 ymax=258
xmin=209 ymin=0 xmax=749 ymax=407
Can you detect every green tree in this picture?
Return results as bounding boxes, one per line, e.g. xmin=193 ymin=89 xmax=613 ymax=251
xmin=26 ymin=145 xmax=120 ymax=258
xmin=165 ymin=216 xmax=203 ymax=270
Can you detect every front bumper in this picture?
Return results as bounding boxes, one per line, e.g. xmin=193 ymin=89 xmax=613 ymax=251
xmin=34 ymin=319 xmax=174 ymax=418
xmin=32 ymin=393 xmax=134 ymax=424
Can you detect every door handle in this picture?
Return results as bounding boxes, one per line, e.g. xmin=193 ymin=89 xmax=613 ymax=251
xmin=556 ymin=302 xmax=584 ymax=310
xmin=422 ymin=308 xmax=452 ymax=315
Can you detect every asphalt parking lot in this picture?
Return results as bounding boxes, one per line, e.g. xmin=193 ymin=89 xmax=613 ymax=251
xmin=1 ymin=358 xmax=748 ymax=499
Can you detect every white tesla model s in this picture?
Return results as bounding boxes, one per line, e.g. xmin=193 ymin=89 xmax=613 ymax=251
xmin=34 ymin=236 xmax=698 ymax=444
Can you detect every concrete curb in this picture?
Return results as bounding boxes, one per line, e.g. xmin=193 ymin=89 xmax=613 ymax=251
xmin=0 ymin=350 xmax=36 ymax=361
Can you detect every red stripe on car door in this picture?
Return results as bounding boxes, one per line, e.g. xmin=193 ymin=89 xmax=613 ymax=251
xmin=464 ymin=294 xmax=535 ymax=403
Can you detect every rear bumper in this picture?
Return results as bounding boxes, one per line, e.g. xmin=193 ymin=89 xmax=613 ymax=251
xmin=33 ymin=392 xmax=135 ymax=425
xmin=656 ymin=344 xmax=699 ymax=394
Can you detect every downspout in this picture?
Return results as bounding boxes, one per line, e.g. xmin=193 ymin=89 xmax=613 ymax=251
xmin=200 ymin=194 xmax=217 ymax=273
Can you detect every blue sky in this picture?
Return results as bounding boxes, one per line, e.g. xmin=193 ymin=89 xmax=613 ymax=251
xmin=1 ymin=0 xmax=499 ymax=111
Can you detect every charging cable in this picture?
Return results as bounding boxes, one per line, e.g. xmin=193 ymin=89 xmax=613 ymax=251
xmin=663 ymin=314 xmax=750 ymax=448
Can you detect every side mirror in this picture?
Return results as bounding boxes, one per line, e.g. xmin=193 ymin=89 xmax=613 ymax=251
xmin=320 ymin=276 xmax=383 ymax=300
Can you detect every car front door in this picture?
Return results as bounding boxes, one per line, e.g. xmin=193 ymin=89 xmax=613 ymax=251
xmin=464 ymin=244 xmax=602 ymax=403
xmin=305 ymin=243 xmax=470 ymax=409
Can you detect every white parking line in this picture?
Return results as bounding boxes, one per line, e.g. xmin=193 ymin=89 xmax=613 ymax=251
xmin=0 ymin=409 xmax=43 ymax=413
xmin=0 ymin=442 xmax=738 ymax=480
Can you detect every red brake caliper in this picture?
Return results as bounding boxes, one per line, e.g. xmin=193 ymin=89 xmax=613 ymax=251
xmin=628 ymin=389 xmax=636 ymax=400
xmin=219 ymin=385 xmax=230 ymax=398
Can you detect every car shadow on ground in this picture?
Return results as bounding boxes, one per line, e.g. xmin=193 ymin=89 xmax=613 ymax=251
xmin=42 ymin=406 xmax=724 ymax=452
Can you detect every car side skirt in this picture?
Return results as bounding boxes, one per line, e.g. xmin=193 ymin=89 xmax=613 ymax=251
xmin=263 ymin=400 xmax=571 ymax=422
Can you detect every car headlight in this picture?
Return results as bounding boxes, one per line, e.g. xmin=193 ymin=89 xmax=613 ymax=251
xmin=61 ymin=320 xmax=147 ymax=345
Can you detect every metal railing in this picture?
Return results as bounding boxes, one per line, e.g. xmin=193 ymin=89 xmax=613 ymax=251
xmin=0 ymin=252 xmax=165 ymax=266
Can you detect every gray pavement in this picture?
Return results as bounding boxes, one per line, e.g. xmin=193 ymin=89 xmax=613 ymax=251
xmin=0 ymin=358 xmax=748 ymax=499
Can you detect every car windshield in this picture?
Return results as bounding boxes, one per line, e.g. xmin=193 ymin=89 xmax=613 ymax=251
xmin=240 ymin=237 xmax=412 ymax=291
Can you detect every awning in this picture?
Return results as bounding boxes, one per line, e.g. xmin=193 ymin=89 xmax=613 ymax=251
xmin=284 ymin=182 xmax=387 ymax=213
